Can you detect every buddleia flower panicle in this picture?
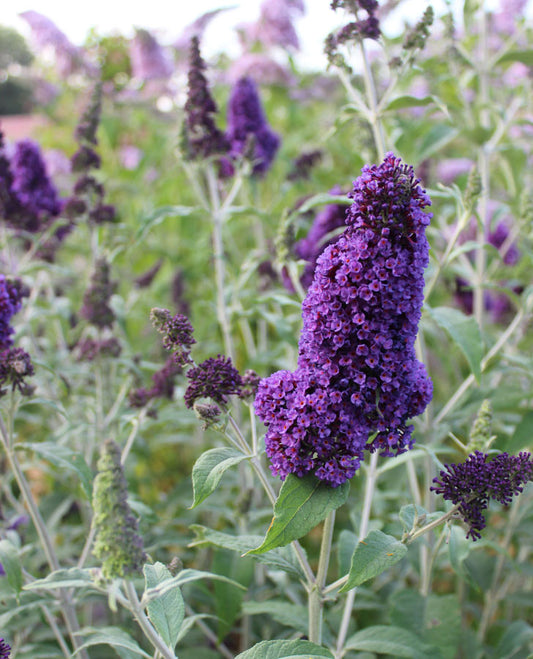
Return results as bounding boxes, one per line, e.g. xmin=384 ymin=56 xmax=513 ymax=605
xmin=431 ymin=451 xmax=533 ymax=540
xmin=255 ymin=153 xmax=432 ymax=487
xmin=150 ymin=307 xmax=196 ymax=365
xmin=80 ymin=257 xmax=117 ymax=329
xmin=129 ymin=28 xmax=172 ymax=82
xmin=0 ymin=638 xmax=11 ymax=659
xmin=468 ymin=399 xmax=494 ymax=452
xmin=67 ymin=83 xmax=117 ymax=225
xmin=287 ymin=149 xmax=323 ymax=181
xmin=184 ymin=355 xmax=244 ymax=409
xmin=183 ymin=36 xmax=229 ymax=161
xmin=226 ymin=76 xmax=280 ymax=177
xmin=129 ymin=356 xmax=181 ymax=409
xmin=92 ymin=439 xmax=146 ymax=579
xmin=0 ymin=275 xmax=27 ymax=350
xmin=0 ymin=347 xmax=35 ymax=397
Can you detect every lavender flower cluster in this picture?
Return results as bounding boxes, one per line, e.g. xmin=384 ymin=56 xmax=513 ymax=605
xmin=0 ymin=638 xmax=10 ymax=659
xmin=431 ymin=451 xmax=533 ymax=540
xmin=255 ymin=154 xmax=433 ymax=486
xmin=184 ymin=38 xmax=279 ymax=176
xmin=0 ymin=130 xmax=62 ymax=235
xmin=0 ymin=275 xmax=25 ymax=350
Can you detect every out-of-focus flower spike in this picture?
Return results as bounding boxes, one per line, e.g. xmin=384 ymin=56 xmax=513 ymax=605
xmin=91 ymin=439 xmax=146 ymax=579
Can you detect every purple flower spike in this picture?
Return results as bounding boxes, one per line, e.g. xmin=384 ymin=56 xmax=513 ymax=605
xmin=255 ymin=153 xmax=433 ymax=486
xmin=9 ymin=140 xmax=62 ymax=232
xmin=0 ymin=638 xmax=10 ymax=659
xmin=130 ymin=28 xmax=173 ymax=81
xmin=431 ymin=451 xmax=533 ymax=540
xmin=184 ymin=355 xmax=243 ymax=408
xmin=226 ymin=76 xmax=280 ymax=176
xmin=0 ymin=276 xmax=25 ymax=350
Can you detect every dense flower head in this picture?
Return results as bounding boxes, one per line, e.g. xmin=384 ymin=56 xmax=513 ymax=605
xmin=150 ymin=307 xmax=196 ymax=365
xmin=130 ymin=28 xmax=173 ymax=81
xmin=255 ymin=153 xmax=433 ymax=486
xmin=8 ymin=139 xmax=62 ymax=232
xmin=287 ymin=149 xmax=323 ymax=181
xmin=0 ymin=131 xmax=21 ymax=222
xmin=293 ymin=187 xmax=348 ymax=289
xmin=0 ymin=638 xmax=10 ymax=659
xmin=0 ymin=275 xmax=26 ymax=350
xmin=226 ymin=76 xmax=280 ymax=176
xmin=129 ymin=357 xmax=181 ymax=409
xmin=184 ymin=355 xmax=244 ymax=408
xmin=431 ymin=451 xmax=533 ymax=540
xmin=183 ymin=36 xmax=229 ymax=160
xmin=80 ymin=258 xmax=116 ymax=329
xmin=0 ymin=347 xmax=35 ymax=396
xmin=75 ymin=83 xmax=102 ymax=146
xmin=92 ymin=439 xmax=146 ymax=579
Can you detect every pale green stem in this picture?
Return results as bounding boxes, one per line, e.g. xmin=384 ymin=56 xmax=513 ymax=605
xmin=420 ymin=526 xmax=447 ymax=597
xmin=335 ymin=452 xmax=379 ymax=657
xmin=474 ymin=7 xmax=490 ymax=327
xmin=206 ymin=164 xmax=235 ymax=363
xmin=40 ymin=604 xmax=72 ymax=658
xmin=424 ymin=206 xmax=472 ymax=301
xmin=434 ymin=303 xmax=528 ymax=426
xmin=184 ymin=603 xmax=234 ymax=659
xmin=359 ymin=39 xmax=386 ymax=160
xmin=308 ymin=510 xmax=336 ymax=644
xmin=403 ymin=502 xmax=462 ymax=545
xmin=227 ymin=413 xmax=315 ymax=585
xmin=0 ymin=414 xmax=89 ymax=659
xmin=477 ymin=493 xmax=524 ymax=641
xmin=124 ymin=580 xmax=177 ymax=659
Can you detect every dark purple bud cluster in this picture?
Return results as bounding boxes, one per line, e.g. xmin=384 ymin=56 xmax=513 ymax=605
xmin=0 ymin=131 xmax=63 ymax=239
xmin=183 ymin=37 xmax=229 ymax=161
xmin=134 ymin=259 xmax=163 ymax=288
xmin=431 ymin=451 xmax=533 ymax=540
xmin=287 ymin=149 xmax=323 ymax=182
xmin=75 ymin=336 xmax=122 ymax=361
xmin=0 ymin=276 xmax=26 ymax=350
xmin=293 ymin=187 xmax=348 ymax=290
xmin=184 ymin=355 xmax=244 ymax=409
xmin=67 ymin=83 xmax=116 ymax=225
xmin=0 ymin=638 xmax=10 ymax=659
xmin=80 ymin=258 xmax=117 ymax=329
xmin=129 ymin=357 xmax=181 ymax=409
xmin=150 ymin=307 xmax=196 ymax=366
xmin=0 ymin=347 xmax=35 ymax=397
xmin=226 ymin=76 xmax=280 ymax=177
xmin=255 ymin=153 xmax=433 ymax=486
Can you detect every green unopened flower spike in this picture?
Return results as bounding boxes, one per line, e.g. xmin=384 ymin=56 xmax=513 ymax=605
xmin=464 ymin=166 xmax=482 ymax=213
xmin=403 ymin=6 xmax=434 ymax=53
xmin=92 ymin=439 xmax=146 ymax=579
xmin=468 ymin=399 xmax=494 ymax=452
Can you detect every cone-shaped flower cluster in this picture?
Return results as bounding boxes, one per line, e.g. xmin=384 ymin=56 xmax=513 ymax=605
xmin=183 ymin=37 xmax=229 ymax=160
xmin=431 ymin=451 xmax=533 ymax=540
xmin=226 ymin=76 xmax=280 ymax=176
xmin=0 ymin=275 xmax=26 ymax=350
xmin=92 ymin=439 xmax=146 ymax=579
xmin=0 ymin=638 xmax=10 ymax=659
xmin=255 ymin=153 xmax=433 ymax=486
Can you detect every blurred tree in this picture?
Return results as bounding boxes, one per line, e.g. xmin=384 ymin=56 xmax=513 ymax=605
xmin=0 ymin=25 xmax=35 ymax=115
xmin=0 ymin=25 xmax=34 ymax=69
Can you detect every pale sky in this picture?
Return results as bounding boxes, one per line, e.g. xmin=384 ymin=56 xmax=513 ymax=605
xmin=1 ymin=0 xmax=507 ymax=71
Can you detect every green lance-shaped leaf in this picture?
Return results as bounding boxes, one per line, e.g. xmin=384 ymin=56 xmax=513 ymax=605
xmin=73 ymin=626 xmax=152 ymax=657
xmin=17 ymin=442 xmax=93 ymax=499
xmin=235 ymin=639 xmax=334 ymax=659
xmin=91 ymin=439 xmax=146 ymax=579
xmin=191 ymin=447 xmax=248 ymax=508
xmin=23 ymin=567 xmax=95 ymax=591
xmin=426 ymin=306 xmax=483 ymax=382
xmin=0 ymin=539 xmax=23 ymax=594
xmin=344 ymin=625 xmax=437 ymax=658
xmin=143 ymin=562 xmax=184 ymax=651
xmin=339 ymin=529 xmax=407 ymax=592
xmin=247 ymin=474 xmax=349 ymax=555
